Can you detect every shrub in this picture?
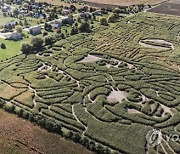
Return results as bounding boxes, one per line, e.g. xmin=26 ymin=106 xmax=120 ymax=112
xmin=1 ymin=43 xmax=6 ymax=49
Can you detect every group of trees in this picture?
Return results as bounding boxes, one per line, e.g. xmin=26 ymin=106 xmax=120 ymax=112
xmin=0 ymin=100 xmax=62 ymax=133
xmin=21 ymin=36 xmax=45 ymax=54
xmin=99 ymin=13 xmax=119 ymax=26
xmin=21 ymin=33 xmax=64 ymax=54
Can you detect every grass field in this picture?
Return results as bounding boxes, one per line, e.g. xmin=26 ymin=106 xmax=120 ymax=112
xmin=0 ymin=109 xmax=94 ymax=154
xmin=0 ymin=12 xmax=180 ymax=154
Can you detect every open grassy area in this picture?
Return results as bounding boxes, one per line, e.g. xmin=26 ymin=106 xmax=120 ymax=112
xmin=0 ymin=33 xmax=32 ymax=61
xmin=0 ymin=12 xmax=180 ymax=154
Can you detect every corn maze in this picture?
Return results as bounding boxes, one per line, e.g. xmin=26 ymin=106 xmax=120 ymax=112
xmin=0 ymin=13 xmax=180 ymax=154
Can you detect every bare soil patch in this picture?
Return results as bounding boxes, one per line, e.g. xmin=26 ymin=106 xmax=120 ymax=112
xmin=107 ymin=90 xmax=127 ymax=103
xmin=148 ymin=0 xmax=180 ymax=16
xmin=79 ymin=54 xmax=101 ymax=63
xmin=0 ymin=109 xmax=94 ymax=154
xmin=82 ymin=0 xmax=166 ymax=7
xmin=139 ymin=39 xmax=174 ymax=50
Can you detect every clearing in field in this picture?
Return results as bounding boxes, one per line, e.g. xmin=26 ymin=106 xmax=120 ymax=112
xmin=1 ymin=12 xmax=180 ymax=154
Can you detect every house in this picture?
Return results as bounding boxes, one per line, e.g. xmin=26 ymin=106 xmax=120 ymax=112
xmin=50 ymin=22 xmax=62 ymax=29
xmin=2 ymin=5 xmax=11 ymax=12
xmin=5 ymin=21 xmax=18 ymax=29
xmin=80 ymin=12 xmax=91 ymax=18
xmin=29 ymin=27 xmax=41 ymax=35
xmin=93 ymin=10 xmax=103 ymax=16
xmin=34 ymin=12 xmax=40 ymax=18
xmin=62 ymin=17 xmax=74 ymax=25
xmin=7 ymin=33 xmax=22 ymax=41
xmin=61 ymin=9 xmax=72 ymax=16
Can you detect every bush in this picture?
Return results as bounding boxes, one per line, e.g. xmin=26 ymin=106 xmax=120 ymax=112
xmin=1 ymin=43 xmax=6 ymax=49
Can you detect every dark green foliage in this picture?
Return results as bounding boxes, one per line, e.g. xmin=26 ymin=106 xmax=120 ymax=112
xmin=1 ymin=43 xmax=6 ymax=49
xmin=31 ymin=37 xmax=44 ymax=50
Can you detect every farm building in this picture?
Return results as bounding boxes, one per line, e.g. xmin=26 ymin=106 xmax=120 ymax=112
xmin=7 ymin=33 xmax=22 ymax=41
xmin=29 ymin=27 xmax=42 ymax=35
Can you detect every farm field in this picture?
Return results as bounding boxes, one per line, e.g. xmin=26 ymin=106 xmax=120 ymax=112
xmin=81 ymin=0 xmax=167 ymax=6
xmin=0 ymin=109 xmax=94 ymax=154
xmin=1 ymin=12 xmax=180 ymax=154
xmin=36 ymin=0 xmax=85 ymax=8
xmin=148 ymin=0 xmax=180 ymax=16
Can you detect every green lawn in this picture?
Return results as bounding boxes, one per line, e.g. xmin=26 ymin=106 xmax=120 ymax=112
xmin=0 ymin=34 xmax=32 ymax=61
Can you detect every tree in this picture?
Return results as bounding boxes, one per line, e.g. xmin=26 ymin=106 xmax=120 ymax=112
xmin=31 ymin=37 xmax=44 ymax=50
xmin=15 ymin=25 xmax=23 ymax=33
xmin=107 ymin=13 xmax=119 ymax=23
xmin=44 ymin=23 xmax=52 ymax=31
xmin=3 ymin=12 xmax=7 ymax=17
xmin=24 ymin=18 xmax=28 ymax=26
xmin=44 ymin=35 xmax=55 ymax=45
xmin=21 ymin=43 xmax=32 ymax=54
xmin=74 ymin=22 xmax=78 ymax=28
xmin=78 ymin=22 xmax=90 ymax=32
xmin=19 ymin=20 xmax=23 ymax=26
xmin=99 ymin=17 xmax=108 ymax=26
xmin=23 ymin=3 xmax=29 ymax=8
xmin=43 ymin=31 xmax=48 ymax=37
xmin=56 ymin=28 xmax=61 ymax=34
xmin=1 ymin=43 xmax=6 ymax=49
xmin=70 ymin=26 xmax=78 ymax=35
xmin=113 ymin=8 xmax=120 ymax=14
xmin=13 ymin=9 xmax=19 ymax=17
xmin=60 ymin=33 xmax=65 ymax=39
